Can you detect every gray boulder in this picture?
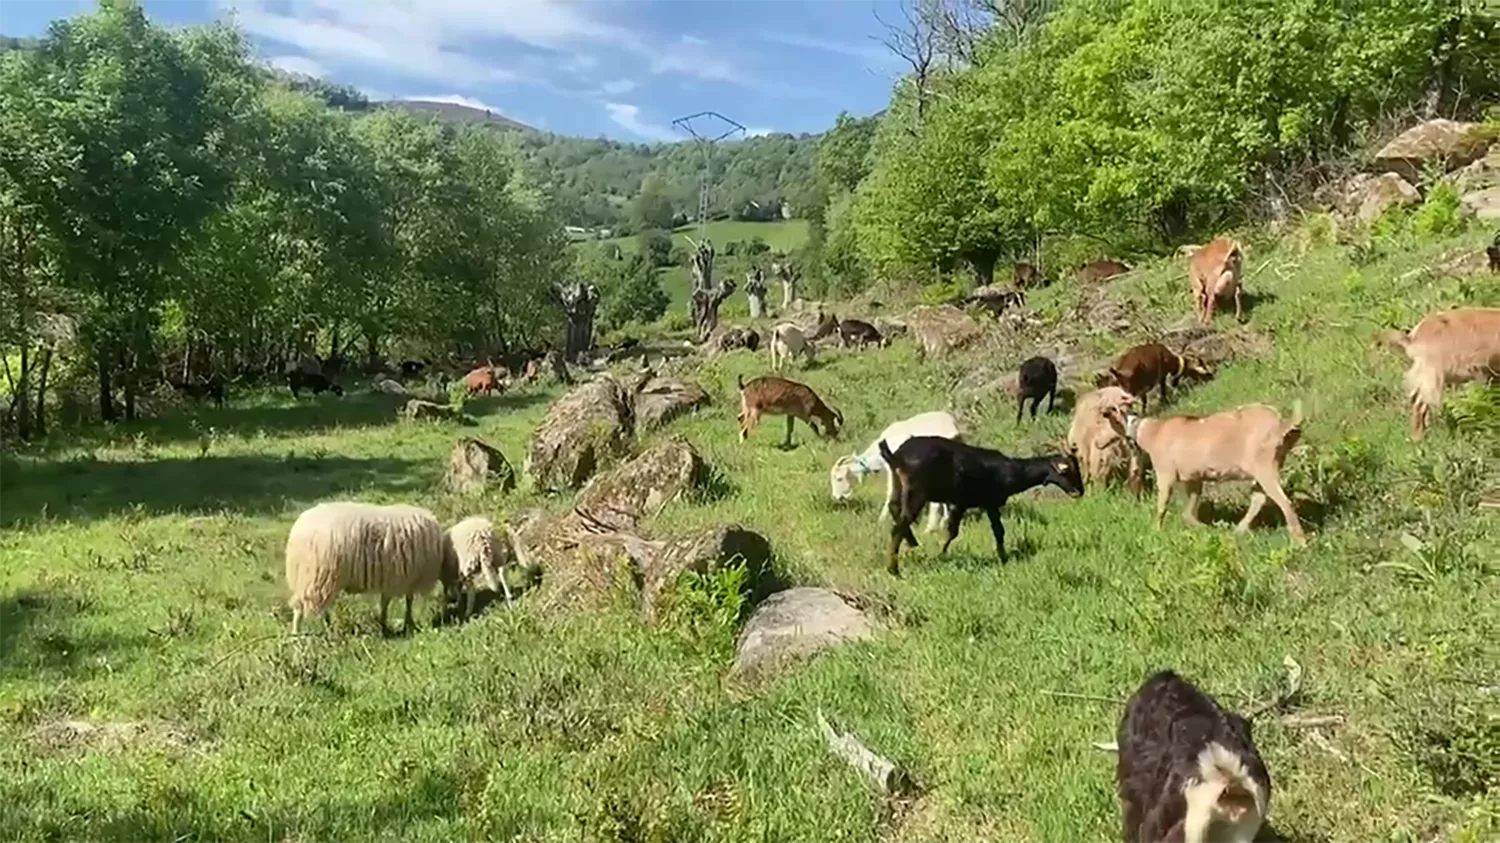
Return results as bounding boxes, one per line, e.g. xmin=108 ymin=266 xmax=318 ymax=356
xmin=731 ymin=587 xmax=875 ymax=679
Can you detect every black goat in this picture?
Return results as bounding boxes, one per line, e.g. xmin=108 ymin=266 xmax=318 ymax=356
xmin=1487 ymin=230 xmax=1500 ymax=273
xmin=1117 ymin=670 xmax=1271 ymax=843
xmin=287 ymin=370 xmax=344 ymax=398
xmin=1016 ymin=355 xmax=1057 ymax=423
xmin=398 ymin=359 xmax=428 ymax=379
xmin=837 ymin=319 xmax=883 ymax=348
xmin=170 ymin=375 xmax=226 ymax=407
xmin=877 ymin=436 xmax=1083 ymax=576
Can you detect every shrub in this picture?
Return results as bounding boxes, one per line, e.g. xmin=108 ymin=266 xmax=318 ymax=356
xmin=638 ymin=229 xmax=674 ymax=267
xmin=1411 ymin=181 xmax=1466 ymax=241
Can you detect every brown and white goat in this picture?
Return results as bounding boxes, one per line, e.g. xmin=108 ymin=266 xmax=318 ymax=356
xmin=1067 ymin=386 xmax=1139 ymax=488
xmin=1117 ymin=670 xmax=1272 ymax=843
xmin=736 ymin=374 xmax=842 ymax=448
xmin=1102 ymin=400 xmax=1307 ymax=546
xmin=769 ymin=323 xmax=817 ymax=371
xmin=1378 ymin=306 xmax=1500 ymax=441
xmin=1108 ymin=342 xmax=1214 ymax=413
xmin=1188 ymin=238 xmax=1245 ymax=325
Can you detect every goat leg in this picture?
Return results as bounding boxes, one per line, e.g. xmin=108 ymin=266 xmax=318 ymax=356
xmin=1237 ymin=490 xmax=1269 ymax=533
xmin=1153 ymin=471 xmax=1176 ymax=528
xmin=886 ymin=529 xmax=906 ymax=577
xmin=1254 ymin=471 xmax=1307 ymax=546
xmin=1046 ymin=388 xmax=1055 ymax=415
xmin=984 ymin=507 xmax=1007 ymax=562
xmin=1181 ymin=480 xmax=1204 ymax=525
xmin=1234 ymin=285 xmax=1244 ymax=322
xmin=783 ymin=416 xmax=795 ymax=449
xmin=940 ymin=506 xmax=967 ymax=554
xmin=1016 ymin=396 xmax=1025 ymax=424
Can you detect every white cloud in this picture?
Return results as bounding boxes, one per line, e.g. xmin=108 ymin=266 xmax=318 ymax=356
xmin=762 ymin=31 xmax=897 ymax=65
xmin=268 ymin=54 xmax=327 ymax=78
xmin=408 ymin=93 xmax=505 ymax=113
xmin=744 ymin=127 xmax=774 ymax=138
xmin=604 ymin=103 xmax=677 ymax=142
xmin=600 ymin=78 xmax=637 ymax=95
xmin=680 ymin=34 xmax=708 ymax=46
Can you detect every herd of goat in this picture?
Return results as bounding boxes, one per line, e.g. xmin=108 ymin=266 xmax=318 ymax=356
xmin=252 ymin=234 xmax=1498 ymax=843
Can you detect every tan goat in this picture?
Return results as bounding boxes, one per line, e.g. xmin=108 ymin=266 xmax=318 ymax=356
xmin=769 ymin=322 xmax=817 ymax=371
xmin=1378 ymin=306 xmax=1500 ymax=441
xmin=1067 ymin=386 xmax=1139 ymax=487
xmin=1101 ymin=400 xmax=1307 ymax=546
xmin=1188 ymin=238 xmax=1245 ymax=325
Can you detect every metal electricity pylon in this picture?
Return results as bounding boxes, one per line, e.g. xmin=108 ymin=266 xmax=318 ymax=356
xmin=671 ymin=111 xmax=746 ymax=235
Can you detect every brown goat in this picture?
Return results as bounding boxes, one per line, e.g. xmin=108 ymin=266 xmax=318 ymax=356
xmin=1067 ymin=386 xmax=1139 ymax=488
xmin=1378 ymin=306 xmax=1500 ymax=440
xmin=1014 ymin=261 xmax=1042 ymax=289
xmin=736 ymin=374 xmax=843 ymax=448
xmin=1076 ymin=259 xmax=1130 ymax=285
xmin=1189 ymin=238 xmax=1245 ymax=325
xmin=1102 ymin=399 xmax=1307 ymax=546
xmin=463 ymin=364 xmax=503 ymax=396
xmin=1108 ymin=342 xmax=1214 ymax=412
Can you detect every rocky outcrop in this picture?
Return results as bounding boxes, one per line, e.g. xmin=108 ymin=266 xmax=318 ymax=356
xmin=730 ymin=588 xmax=875 ymax=679
xmin=574 ymin=437 xmax=704 ymax=533
xmin=906 ymin=305 xmax=982 ymax=357
xmin=443 ymin=436 xmax=516 ymax=494
xmin=1342 ymin=172 xmax=1421 ymax=224
xmin=524 ymin=374 xmax=635 ymax=492
xmin=1460 ymin=186 xmax=1500 ymax=221
xmin=1373 ymin=119 xmax=1494 ymax=184
xmin=633 ymin=377 xmax=709 ymax=432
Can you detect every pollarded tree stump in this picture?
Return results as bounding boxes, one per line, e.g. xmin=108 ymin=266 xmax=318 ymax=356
xmin=444 ymin=436 xmax=516 ymax=494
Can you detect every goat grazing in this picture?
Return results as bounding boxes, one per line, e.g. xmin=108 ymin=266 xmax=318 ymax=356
xmin=1188 ymin=238 xmax=1246 ymax=325
xmin=464 ymin=364 xmax=503 ymax=396
xmin=1077 ymin=259 xmax=1130 ymax=284
xmin=830 ymin=410 xmax=960 ymax=532
xmin=1378 ymin=306 xmax=1500 ymax=440
xmin=1102 ymin=400 xmax=1307 ymax=545
xmin=1014 ymin=261 xmax=1042 ymax=289
xmin=1108 ymin=342 xmax=1213 ymax=413
xmin=287 ymin=370 xmax=343 ymax=398
xmin=1487 ymin=230 xmax=1500 ymax=273
xmin=737 ymin=374 xmax=842 ymax=448
xmin=837 ymin=318 xmax=884 ymax=349
xmin=1117 ymin=670 xmax=1272 ymax=843
xmin=1016 ymin=355 xmax=1058 ymax=423
xmin=770 ymin=323 xmax=817 ymax=371
xmin=878 ymin=436 xmax=1083 ymax=576
xmin=1067 ymin=386 xmax=1138 ymax=488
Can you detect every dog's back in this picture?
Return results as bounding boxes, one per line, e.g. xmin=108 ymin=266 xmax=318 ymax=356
xmin=1117 ymin=670 xmax=1270 ymax=843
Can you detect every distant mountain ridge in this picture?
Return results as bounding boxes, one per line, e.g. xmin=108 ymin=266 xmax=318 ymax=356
xmin=379 ymin=99 xmax=535 ymax=133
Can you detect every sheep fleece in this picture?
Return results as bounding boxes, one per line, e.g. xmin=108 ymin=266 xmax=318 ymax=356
xmin=284 ymin=502 xmax=450 ymax=617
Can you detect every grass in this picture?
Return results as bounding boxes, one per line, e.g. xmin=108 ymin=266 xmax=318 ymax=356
xmin=2 ymin=226 xmax=1499 ymax=842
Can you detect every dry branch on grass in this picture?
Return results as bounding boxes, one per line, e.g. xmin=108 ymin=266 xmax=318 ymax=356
xmin=817 ymin=710 xmax=913 ymax=797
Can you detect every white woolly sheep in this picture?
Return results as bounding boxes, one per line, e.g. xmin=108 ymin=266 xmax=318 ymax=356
xmin=284 ymin=501 xmax=459 ymax=635
xmin=447 ymin=515 xmax=512 ymax=618
xmin=830 ymin=409 xmax=960 ymax=532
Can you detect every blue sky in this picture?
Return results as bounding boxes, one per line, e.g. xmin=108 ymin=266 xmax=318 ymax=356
xmin=1 ymin=0 xmax=906 ymax=140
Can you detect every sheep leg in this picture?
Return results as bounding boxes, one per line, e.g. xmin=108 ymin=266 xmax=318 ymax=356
xmin=1181 ymin=480 xmax=1204 ymax=525
xmin=984 ymin=507 xmax=1007 ymax=563
xmin=940 ymin=506 xmax=967 ymax=555
xmin=1153 ymin=471 xmax=1177 ymax=528
xmin=402 ymin=595 xmax=416 ymax=635
xmin=378 ymin=596 xmax=394 ymax=637
xmin=1253 ymin=471 xmax=1307 ymax=546
xmin=291 ymin=605 xmax=303 ymax=636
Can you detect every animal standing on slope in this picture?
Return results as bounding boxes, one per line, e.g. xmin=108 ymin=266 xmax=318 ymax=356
xmin=837 ymin=318 xmax=884 ymax=349
xmin=1076 ymin=258 xmax=1130 ymax=285
xmin=1117 ymin=670 xmax=1271 ymax=843
xmin=769 ymin=323 xmax=817 ymax=371
xmin=1101 ymin=399 xmax=1307 ymax=546
xmin=1486 ymin=230 xmax=1500 ymax=273
xmin=829 ymin=410 xmax=960 ymax=532
xmin=1067 ymin=386 xmax=1139 ymax=488
xmin=287 ymin=369 xmax=343 ymax=398
xmin=1188 ymin=238 xmax=1246 ymax=325
xmin=878 ymin=436 xmax=1083 ymax=576
xmin=1377 ymin=306 xmax=1500 ymax=441
xmin=736 ymin=374 xmax=843 ymax=448
xmin=283 ymin=501 xmax=460 ymax=636
xmin=1107 ymin=342 xmax=1214 ymax=413
xmin=1016 ymin=355 xmax=1059 ymax=423
xmin=1014 ymin=261 xmax=1042 ymax=289
xmin=463 ymin=364 xmax=504 ymax=397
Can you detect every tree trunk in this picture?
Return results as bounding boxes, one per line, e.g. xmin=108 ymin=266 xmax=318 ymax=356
xmin=97 ymin=345 xmax=117 ymax=423
xmin=745 ymin=268 xmax=767 ymax=319
xmin=555 ymin=282 xmax=599 ymax=363
xmin=13 ymin=344 xmax=30 ymax=441
xmin=365 ymin=332 xmax=380 ymax=373
xmin=33 ymin=346 xmax=51 ymax=438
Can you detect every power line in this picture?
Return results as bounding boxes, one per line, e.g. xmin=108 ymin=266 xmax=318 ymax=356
xmin=671 ymin=111 xmax=746 ymax=237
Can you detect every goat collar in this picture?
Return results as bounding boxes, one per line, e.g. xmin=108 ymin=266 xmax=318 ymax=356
xmin=852 ymin=452 xmax=882 ymax=474
xmin=1124 ymin=413 xmax=1143 ymax=443
xmin=1175 ymin=354 xmax=1186 ymax=377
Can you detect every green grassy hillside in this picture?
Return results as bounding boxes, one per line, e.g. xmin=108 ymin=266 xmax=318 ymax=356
xmin=602 ymin=218 xmax=810 ymax=317
xmin=1 ymin=226 xmax=1497 ymax=841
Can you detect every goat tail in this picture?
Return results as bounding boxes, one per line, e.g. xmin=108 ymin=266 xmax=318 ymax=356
xmin=877 ymin=438 xmax=898 ymax=467
xmin=1377 ymin=328 xmax=1411 ymax=356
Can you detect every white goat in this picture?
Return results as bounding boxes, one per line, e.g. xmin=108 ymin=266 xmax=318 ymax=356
xmin=770 ymin=322 xmax=816 ymax=371
xmin=829 ymin=410 xmax=960 ymax=531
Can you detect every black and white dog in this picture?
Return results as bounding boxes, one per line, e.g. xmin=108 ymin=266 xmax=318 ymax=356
xmin=1116 ymin=670 xmax=1271 ymax=843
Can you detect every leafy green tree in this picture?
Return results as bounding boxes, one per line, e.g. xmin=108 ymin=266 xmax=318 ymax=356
xmin=638 ymin=228 xmax=675 ymax=267
xmin=632 ymin=174 xmax=677 ymax=231
xmin=818 ymin=111 xmax=878 ymax=193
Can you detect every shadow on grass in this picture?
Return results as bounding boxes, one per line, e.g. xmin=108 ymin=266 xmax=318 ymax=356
xmin=462 ymin=389 xmax=553 ymax=418
xmin=0 ymin=452 xmax=426 ymax=528
xmin=0 ymin=765 xmax=470 ymax=842
xmin=0 ymin=586 xmax=150 ymax=682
